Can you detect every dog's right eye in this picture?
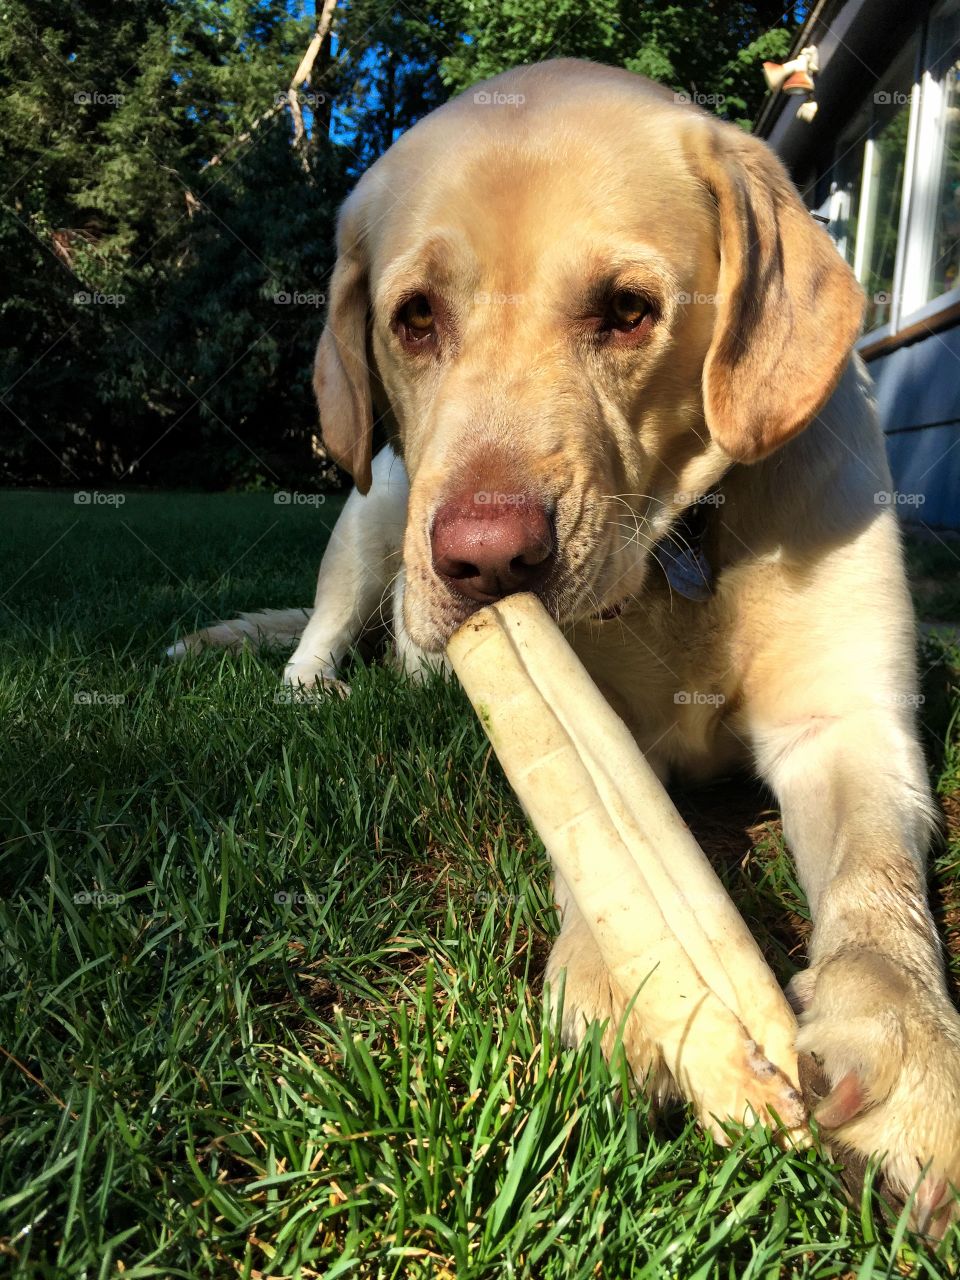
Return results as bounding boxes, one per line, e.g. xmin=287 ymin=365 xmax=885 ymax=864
xmin=601 ymin=288 xmax=656 ymax=343
xmin=395 ymin=293 xmax=435 ymax=347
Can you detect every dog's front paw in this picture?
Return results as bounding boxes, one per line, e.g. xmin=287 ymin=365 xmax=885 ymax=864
xmin=544 ymin=931 xmax=674 ymax=1103
xmin=282 ymin=660 xmax=350 ymax=699
xmin=790 ymin=951 xmax=960 ymax=1237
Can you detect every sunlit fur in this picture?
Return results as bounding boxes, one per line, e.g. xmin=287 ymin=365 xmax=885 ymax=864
xmin=187 ymin=61 xmax=960 ymax=1236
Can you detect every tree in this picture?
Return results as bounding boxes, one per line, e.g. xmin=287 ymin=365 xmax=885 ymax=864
xmin=0 ymin=0 xmax=347 ymax=487
xmin=0 ymin=1 xmax=799 ymax=487
xmin=432 ymin=0 xmax=797 ymax=128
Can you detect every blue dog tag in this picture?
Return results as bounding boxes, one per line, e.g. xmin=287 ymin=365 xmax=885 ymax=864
xmin=653 ymin=539 xmax=714 ymax=602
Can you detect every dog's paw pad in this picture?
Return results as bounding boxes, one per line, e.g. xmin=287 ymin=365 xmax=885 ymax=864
xmin=814 ymin=1069 xmax=868 ymax=1129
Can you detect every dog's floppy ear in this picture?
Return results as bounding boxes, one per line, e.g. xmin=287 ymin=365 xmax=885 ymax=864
xmin=695 ymin=125 xmax=864 ymax=463
xmin=314 ymin=190 xmax=373 ymax=493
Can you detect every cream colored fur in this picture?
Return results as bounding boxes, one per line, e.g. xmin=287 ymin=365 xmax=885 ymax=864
xmin=173 ymin=60 xmax=960 ymax=1234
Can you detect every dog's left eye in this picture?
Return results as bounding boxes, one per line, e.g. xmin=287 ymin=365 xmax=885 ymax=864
xmin=395 ymin=293 xmax=436 ymax=346
xmin=606 ymin=289 xmax=651 ymax=332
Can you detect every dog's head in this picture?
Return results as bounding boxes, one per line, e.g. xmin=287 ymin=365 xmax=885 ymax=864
xmin=315 ymin=60 xmax=864 ymax=652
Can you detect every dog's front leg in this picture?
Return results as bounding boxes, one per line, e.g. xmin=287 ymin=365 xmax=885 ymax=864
xmin=762 ymin=708 xmax=960 ymax=1234
xmin=285 ymin=445 xmax=409 ymax=689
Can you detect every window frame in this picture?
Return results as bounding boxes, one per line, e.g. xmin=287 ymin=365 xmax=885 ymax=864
xmin=851 ymin=39 xmax=923 ymax=348
xmin=895 ymin=58 xmax=960 ymax=334
xmin=818 ymin=3 xmax=960 ymax=353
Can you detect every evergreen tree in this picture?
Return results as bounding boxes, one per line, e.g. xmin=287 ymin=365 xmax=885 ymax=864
xmin=0 ymin=1 xmax=798 ymax=487
xmin=0 ymin=0 xmax=346 ymax=487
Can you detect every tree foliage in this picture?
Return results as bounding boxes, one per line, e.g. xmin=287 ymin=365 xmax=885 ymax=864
xmin=0 ymin=1 xmax=799 ymax=488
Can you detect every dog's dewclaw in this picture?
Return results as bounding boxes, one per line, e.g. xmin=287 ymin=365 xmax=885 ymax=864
xmin=447 ymin=592 xmax=807 ymax=1144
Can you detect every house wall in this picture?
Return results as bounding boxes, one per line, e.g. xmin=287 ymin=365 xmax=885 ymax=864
xmin=755 ymin=0 xmax=960 ymax=527
xmin=867 ymin=330 xmax=960 ymax=527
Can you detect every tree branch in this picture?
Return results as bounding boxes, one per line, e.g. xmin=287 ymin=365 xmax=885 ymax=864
xmin=287 ymin=0 xmax=338 ymax=152
xmin=200 ymin=0 xmax=338 ymax=175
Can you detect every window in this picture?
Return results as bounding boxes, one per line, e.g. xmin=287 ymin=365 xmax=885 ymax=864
xmin=827 ymin=109 xmax=869 ymax=268
xmin=822 ymin=37 xmax=919 ymax=335
xmin=816 ymin=0 xmax=960 ymax=343
xmin=913 ymin=0 xmax=960 ymax=307
xmin=857 ymin=95 xmax=912 ymax=329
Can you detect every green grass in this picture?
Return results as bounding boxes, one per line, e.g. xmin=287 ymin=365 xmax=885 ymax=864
xmin=905 ymin=533 xmax=960 ymax=626
xmin=2 ymin=491 xmax=960 ymax=1277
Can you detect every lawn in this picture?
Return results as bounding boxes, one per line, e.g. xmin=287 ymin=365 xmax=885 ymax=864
xmin=3 ymin=491 xmax=960 ymax=1278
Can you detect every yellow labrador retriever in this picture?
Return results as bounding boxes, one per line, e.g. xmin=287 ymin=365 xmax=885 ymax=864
xmin=182 ymin=60 xmax=960 ymax=1230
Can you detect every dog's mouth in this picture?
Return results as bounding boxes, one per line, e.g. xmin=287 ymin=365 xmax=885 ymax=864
xmin=591 ymin=598 xmax=627 ymax=621
xmin=412 ymin=564 xmax=632 ymax=650
xmin=440 ymin=544 xmax=635 ymax=634
xmin=408 ymin=489 xmax=640 ymax=648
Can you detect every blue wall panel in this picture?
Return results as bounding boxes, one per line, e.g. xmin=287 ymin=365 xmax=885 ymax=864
xmin=867 ymin=328 xmax=960 ymax=528
xmin=884 ymin=424 xmax=960 ymax=528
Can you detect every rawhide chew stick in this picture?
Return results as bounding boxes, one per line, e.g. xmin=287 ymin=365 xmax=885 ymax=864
xmin=447 ymin=592 xmax=807 ymax=1142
